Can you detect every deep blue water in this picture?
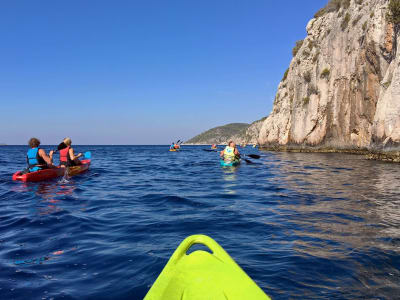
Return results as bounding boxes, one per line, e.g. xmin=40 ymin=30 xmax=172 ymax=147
xmin=1 ymin=145 xmax=400 ymax=299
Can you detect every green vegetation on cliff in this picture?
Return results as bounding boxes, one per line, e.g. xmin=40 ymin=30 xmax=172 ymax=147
xmin=186 ymin=123 xmax=250 ymax=144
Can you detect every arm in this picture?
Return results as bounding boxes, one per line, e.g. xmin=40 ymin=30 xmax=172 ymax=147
xmin=38 ymin=149 xmax=54 ymax=165
xmin=69 ymin=147 xmax=82 ymax=160
xmin=234 ymin=148 xmax=241 ymax=158
xmin=220 ymin=150 xmax=224 ymax=157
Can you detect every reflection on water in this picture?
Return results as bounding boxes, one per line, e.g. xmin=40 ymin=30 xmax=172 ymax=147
xmin=257 ymin=152 xmax=400 ymax=298
xmin=222 ymin=167 xmax=238 ymax=195
xmin=12 ymin=180 xmax=82 ymax=216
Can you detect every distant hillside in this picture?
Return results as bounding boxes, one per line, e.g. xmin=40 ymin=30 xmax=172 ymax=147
xmin=186 ymin=123 xmax=250 ymax=144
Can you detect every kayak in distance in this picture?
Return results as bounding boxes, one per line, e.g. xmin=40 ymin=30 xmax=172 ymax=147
xmin=169 ymin=149 xmax=179 ymax=152
xmin=220 ymin=159 xmax=240 ymax=167
xmin=12 ymin=159 xmax=91 ymax=182
xmin=144 ymin=234 xmax=270 ymax=300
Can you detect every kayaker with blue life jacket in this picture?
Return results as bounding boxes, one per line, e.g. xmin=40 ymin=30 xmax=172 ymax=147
xmin=220 ymin=141 xmax=240 ymax=162
xmin=26 ymin=137 xmax=54 ymax=172
xmin=58 ymin=137 xmax=82 ymax=167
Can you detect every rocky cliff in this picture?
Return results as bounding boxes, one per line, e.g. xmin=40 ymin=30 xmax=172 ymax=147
xmin=257 ymin=0 xmax=400 ymax=159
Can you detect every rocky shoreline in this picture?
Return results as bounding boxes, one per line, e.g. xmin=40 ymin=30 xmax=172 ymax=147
xmin=259 ymin=144 xmax=400 ymax=162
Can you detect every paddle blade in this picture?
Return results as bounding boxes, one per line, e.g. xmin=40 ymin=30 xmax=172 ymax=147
xmin=203 ymin=149 xmax=217 ymax=152
xmin=247 ymin=154 xmax=260 ymax=159
xmin=243 ymin=158 xmax=253 ymax=164
xmin=83 ymin=151 xmax=91 ymax=159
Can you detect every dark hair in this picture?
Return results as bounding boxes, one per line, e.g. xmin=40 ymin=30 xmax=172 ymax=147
xmin=28 ymin=137 xmax=40 ymax=148
xmin=57 ymin=142 xmax=67 ymax=150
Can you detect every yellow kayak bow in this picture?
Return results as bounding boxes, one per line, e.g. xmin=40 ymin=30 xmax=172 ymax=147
xmin=144 ymin=234 xmax=270 ymax=300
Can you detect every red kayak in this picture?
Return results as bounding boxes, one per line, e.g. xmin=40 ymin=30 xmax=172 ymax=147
xmin=12 ymin=159 xmax=91 ymax=182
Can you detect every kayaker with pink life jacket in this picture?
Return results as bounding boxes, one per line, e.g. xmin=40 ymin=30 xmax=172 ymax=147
xmin=220 ymin=141 xmax=240 ymax=162
xmin=58 ymin=137 xmax=82 ymax=167
xmin=26 ymin=137 xmax=55 ymax=172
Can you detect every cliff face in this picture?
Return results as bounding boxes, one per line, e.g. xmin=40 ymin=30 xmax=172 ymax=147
xmin=230 ymin=118 xmax=265 ymax=145
xmin=258 ymin=0 xmax=400 ymax=153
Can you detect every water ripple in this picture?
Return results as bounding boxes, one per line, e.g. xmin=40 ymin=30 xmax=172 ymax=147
xmin=0 ymin=145 xmax=400 ymax=299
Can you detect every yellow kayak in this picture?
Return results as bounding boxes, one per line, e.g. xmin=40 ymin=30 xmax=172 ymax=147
xmin=169 ymin=149 xmax=178 ymax=152
xmin=144 ymin=235 xmax=270 ymax=300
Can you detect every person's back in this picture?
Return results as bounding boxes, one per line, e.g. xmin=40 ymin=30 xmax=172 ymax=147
xmin=27 ymin=147 xmax=46 ymax=172
xmin=26 ymin=137 xmax=54 ymax=172
xmin=59 ymin=138 xmax=82 ymax=167
xmin=59 ymin=142 xmax=72 ymax=167
xmin=220 ymin=141 xmax=239 ymax=162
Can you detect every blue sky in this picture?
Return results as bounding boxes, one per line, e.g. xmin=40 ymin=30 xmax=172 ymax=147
xmin=0 ymin=0 xmax=327 ymax=144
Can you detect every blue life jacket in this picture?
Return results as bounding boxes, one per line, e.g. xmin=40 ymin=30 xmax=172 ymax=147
xmin=26 ymin=147 xmax=46 ymax=172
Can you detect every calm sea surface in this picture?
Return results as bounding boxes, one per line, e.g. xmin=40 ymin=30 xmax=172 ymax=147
xmin=1 ymin=145 xmax=400 ymax=299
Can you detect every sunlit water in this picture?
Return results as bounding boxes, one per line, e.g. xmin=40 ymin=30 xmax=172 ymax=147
xmin=1 ymin=145 xmax=399 ymax=299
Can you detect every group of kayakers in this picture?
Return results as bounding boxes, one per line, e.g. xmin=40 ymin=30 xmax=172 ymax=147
xmin=25 ymin=137 xmax=82 ymax=173
xmin=25 ymin=137 xmax=242 ymax=173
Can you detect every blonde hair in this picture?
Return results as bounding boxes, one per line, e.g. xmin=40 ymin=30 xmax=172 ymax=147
xmin=63 ymin=137 xmax=72 ymax=146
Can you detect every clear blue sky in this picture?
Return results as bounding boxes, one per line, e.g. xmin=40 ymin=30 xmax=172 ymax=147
xmin=0 ymin=0 xmax=327 ymax=145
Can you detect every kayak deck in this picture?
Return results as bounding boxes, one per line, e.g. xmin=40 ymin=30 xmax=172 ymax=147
xmin=220 ymin=159 xmax=240 ymax=167
xmin=12 ymin=159 xmax=91 ymax=182
xmin=144 ymin=235 xmax=270 ymax=300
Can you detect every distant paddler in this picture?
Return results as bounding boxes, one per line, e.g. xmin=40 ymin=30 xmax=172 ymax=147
xmin=170 ymin=141 xmax=181 ymax=151
xmin=211 ymin=144 xmax=217 ymax=150
xmin=220 ymin=141 xmax=240 ymax=163
xmin=170 ymin=140 xmax=181 ymax=150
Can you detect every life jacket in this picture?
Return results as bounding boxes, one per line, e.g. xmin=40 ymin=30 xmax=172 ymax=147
xmin=26 ymin=147 xmax=46 ymax=172
xmin=59 ymin=146 xmax=72 ymax=166
xmin=223 ymin=146 xmax=236 ymax=162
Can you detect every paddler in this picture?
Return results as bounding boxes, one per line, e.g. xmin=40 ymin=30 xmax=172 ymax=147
xmin=211 ymin=144 xmax=217 ymax=149
xmin=58 ymin=137 xmax=82 ymax=167
xmin=220 ymin=141 xmax=240 ymax=162
xmin=26 ymin=137 xmax=55 ymax=172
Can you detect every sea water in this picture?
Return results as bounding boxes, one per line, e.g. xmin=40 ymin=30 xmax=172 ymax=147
xmin=0 ymin=145 xmax=399 ymax=299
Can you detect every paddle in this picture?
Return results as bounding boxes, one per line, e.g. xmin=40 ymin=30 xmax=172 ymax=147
xmin=203 ymin=149 xmax=217 ymax=152
xmin=53 ymin=149 xmax=91 ymax=159
xmin=245 ymin=154 xmax=260 ymax=159
xmin=82 ymin=151 xmax=91 ymax=159
xmin=242 ymin=158 xmax=254 ymax=164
